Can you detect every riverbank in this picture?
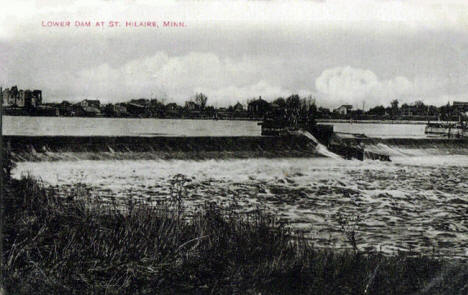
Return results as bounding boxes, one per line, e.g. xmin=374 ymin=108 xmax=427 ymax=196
xmin=3 ymin=174 xmax=467 ymax=294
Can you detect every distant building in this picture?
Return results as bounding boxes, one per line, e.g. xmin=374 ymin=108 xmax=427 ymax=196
xmin=8 ymin=86 xmax=19 ymax=105
xmin=248 ymin=97 xmax=270 ymax=117
xmin=165 ymin=103 xmax=178 ymax=111
xmin=80 ymin=99 xmax=101 ymax=109
xmin=31 ymin=90 xmax=43 ymax=107
xmin=2 ymin=86 xmax=42 ymax=108
xmin=103 ymin=103 xmax=127 ymax=117
xmin=115 ymin=104 xmax=128 ymax=116
xmin=400 ymin=104 xmax=416 ymax=117
xmin=126 ymin=102 xmax=146 ymax=116
xmin=130 ymin=98 xmax=150 ymax=106
xmin=453 ymin=101 xmax=468 ymax=112
xmin=73 ymin=100 xmax=101 ymax=116
xmin=233 ymin=102 xmax=244 ymax=112
xmin=334 ymin=105 xmax=353 ymax=115
xmin=2 ymin=88 xmax=13 ymax=106
xmin=216 ymin=108 xmax=231 ymax=119
xmin=58 ymin=101 xmax=73 ymax=116
xmin=82 ymin=106 xmax=101 ymax=116
xmin=17 ymin=90 xmax=26 ymax=107
xmin=164 ymin=103 xmax=180 ymax=117
xmin=36 ymin=105 xmax=60 ymax=116
xmin=184 ymin=101 xmax=199 ymax=111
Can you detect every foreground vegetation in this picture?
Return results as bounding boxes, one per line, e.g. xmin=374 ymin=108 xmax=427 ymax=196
xmin=3 ymin=174 xmax=467 ymax=294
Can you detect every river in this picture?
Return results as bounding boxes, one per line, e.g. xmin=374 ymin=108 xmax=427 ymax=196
xmin=6 ymin=116 xmax=468 ymax=258
xmin=3 ymin=116 xmax=427 ymax=138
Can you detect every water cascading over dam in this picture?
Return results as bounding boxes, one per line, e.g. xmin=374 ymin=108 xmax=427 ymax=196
xmin=5 ymin=134 xmax=468 ymax=162
xmin=4 ymin=135 xmax=321 ymax=162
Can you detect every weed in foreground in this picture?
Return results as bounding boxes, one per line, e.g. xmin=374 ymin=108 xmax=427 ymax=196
xmin=2 ymin=175 xmax=467 ymax=294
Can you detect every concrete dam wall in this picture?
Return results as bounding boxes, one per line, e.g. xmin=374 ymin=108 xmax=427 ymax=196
xmin=5 ymin=135 xmax=467 ymax=162
xmin=4 ymin=135 xmax=321 ymax=161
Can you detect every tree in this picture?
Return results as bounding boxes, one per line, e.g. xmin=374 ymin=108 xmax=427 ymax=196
xmin=205 ymin=106 xmax=216 ymax=117
xmin=367 ymin=105 xmax=386 ymax=116
xmin=304 ymin=96 xmax=317 ymax=114
xmin=194 ymin=93 xmax=208 ymax=110
xmin=318 ymin=107 xmax=331 ymax=114
xmin=390 ymin=99 xmax=399 ymax=118
xmin=428 ymin=105 xmax=438 ymax=116
xmin=414 ymin=100 xmax=425 ymax=108
xmin=439 ymin=102 xmax=452 ymax=120
xmin=286 ymin=94 xmax=301 ymax=110
xmin=272 ymin=97 xmax=286 ymax=108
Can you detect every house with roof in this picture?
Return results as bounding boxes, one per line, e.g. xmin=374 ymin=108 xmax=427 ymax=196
xmin=184 ymin=101 xmax=199 ymax=111
xmin=400 ymin=104 xmax=416 ymax=117
xmin=79 ymin=99 xmax=101 ymax=109
xmin=333 ymin=104 xmax=353 ymax=115
xmin=233 ymin=102 xmax=244 ymax=112
xmin=72 ymin=99 xmax=101 ymax=116
xmin=2 ymin=86 xmax=42 ymax=108
xmin=453 ymin=101 xmax=468 ymax=112
xmin=2 ymin=87 xmax=18 ymax=106
xmin=247 ymin=97 xmax=270 ymax=117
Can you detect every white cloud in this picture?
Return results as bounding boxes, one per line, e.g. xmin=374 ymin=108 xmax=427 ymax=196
xmin=54 ymin=51 xmax=298 ymax=105
xmin=3 ymin=0 xmax=468 ymax=108
xmin=8 ymin=52 xmax=466 ymax=108
xmin=197 ymin=80 xmax=291 ymax=106
xmin=315 ymin=66 xmax=414 ymax=107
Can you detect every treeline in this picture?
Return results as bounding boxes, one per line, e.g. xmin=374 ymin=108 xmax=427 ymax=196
xmin=4 ymin=92 xmax=466 ymax=121
xmin=346 ymin=99 xmax=463 ymax=121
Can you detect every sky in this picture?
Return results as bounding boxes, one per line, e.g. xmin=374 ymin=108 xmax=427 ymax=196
xmin=1 ymin=0 xmax=468 ymax=108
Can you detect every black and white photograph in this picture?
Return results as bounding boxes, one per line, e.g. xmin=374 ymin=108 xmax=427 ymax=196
xmin=1 ymin=0 xmax=467 ymax=293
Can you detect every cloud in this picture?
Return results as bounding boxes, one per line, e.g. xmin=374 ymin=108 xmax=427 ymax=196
xmin=315 ymin=66 xmax=414 ymax=107
xmin=196 ymin=80 xmax=291 ymax=107
xmin=47 ymin=51 xmax=299 ymax=105
xmin=3 ymin=1 xmax=468 ymax=108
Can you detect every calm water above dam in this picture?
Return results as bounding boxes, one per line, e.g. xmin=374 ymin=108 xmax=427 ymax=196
xmin=3 ymin=116 xmax=426 ymax=138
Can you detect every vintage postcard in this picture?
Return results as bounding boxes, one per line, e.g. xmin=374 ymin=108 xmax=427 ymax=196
xmin=1 ymin=0 xmax=467 ymax=293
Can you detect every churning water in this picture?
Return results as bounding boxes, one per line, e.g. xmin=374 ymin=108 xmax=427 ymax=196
xmin=13 ymin=150 xmax=468 ymax=258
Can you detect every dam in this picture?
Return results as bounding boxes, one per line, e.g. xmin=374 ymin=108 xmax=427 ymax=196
xmin=5 ymin=135 xmax=319 ymax=161
xmin=5 ymin=133 xmax=467 ymax=162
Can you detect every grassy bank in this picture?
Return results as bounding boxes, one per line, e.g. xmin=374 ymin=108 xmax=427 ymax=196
xmin=3 ymin=175 xmax=467 ymax=294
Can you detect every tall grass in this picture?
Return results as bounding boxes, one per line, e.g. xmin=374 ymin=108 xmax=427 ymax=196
xmin=3 ymin=174 xmax=467 ymax=294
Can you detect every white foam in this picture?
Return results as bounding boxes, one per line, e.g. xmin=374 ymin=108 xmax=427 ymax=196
xmin=12 ymin=155 xmax=468 ymax=257
xmin=292 ymin=129 xmax=342 ymax=159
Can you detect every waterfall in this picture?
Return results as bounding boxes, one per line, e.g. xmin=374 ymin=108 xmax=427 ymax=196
xmin=292 ymin=129 xmax=342 ymax=159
